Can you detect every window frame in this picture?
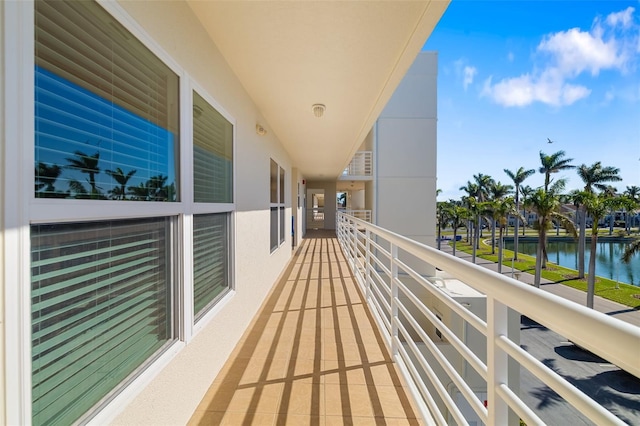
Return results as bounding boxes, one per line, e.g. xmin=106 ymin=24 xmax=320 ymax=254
xmin=270 ymin=159 xmax=287 ymax=252
xmin=3 ymin=1 xmax=237 ymax=424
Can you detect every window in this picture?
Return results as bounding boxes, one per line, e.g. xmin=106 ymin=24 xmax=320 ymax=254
xmin=193 ymin=213 xmax=230 ymax=319
xmin=192 ymin=90 xmax=234 ymax=319
xmin=193 ymin=91 xmax=233 ymax=203
xmin=35 ymin=0 xmax=179 ymax=201
xmin=28 ymin=1 xmax=234 ymax=424
xmin=31 ymin=218 xmax=175 ymax=425
xmin=31 ymin=1 xmax=184 ymax=422
xmin=270 ymin=159 xmax=286 ymax=251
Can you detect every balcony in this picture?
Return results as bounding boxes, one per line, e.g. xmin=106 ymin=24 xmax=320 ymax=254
xmin=189 ymin=215 xmax=639 ymax=425
xmin=189 ymin=230 xmax=422 ymax=424
xmin=341 ymin=151 xmax=373 ymax=179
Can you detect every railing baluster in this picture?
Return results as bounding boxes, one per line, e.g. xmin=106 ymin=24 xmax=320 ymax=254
xmin=487 ymin=297 xmax=509 ymax=425
xmin=335 ymin=211 xmax=640 ymax=426
xmin=365 ymin=228 xmax=372 ymax=302
xmin=390 ymin=243 xmax=399 ymax=357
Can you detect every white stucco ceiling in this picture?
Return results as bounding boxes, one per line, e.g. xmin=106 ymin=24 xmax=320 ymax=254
xmin=187 ymin=1 xmax=449 ymax=180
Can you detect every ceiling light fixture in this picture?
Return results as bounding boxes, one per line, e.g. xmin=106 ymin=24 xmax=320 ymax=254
xmin=256 ymin=124 xmax=267 ymax=136
xmin=312 ymin=104 xmax=326 ymax=118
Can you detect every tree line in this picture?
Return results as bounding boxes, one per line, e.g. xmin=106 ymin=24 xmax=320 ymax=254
xmin=436 ymin=150 xmax=640 ymax=309
xmin=35 ymin=150 xmax=176 ymax=201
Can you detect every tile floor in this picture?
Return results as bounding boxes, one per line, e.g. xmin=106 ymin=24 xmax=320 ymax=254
xmin=188 ymin=231 xmax=421 ymax=425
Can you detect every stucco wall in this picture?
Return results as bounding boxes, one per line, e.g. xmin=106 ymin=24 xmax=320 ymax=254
xmin=110 ymin=1 xmax=294 ymax=424
xmin=375 ymin=51 xmax=438 ymax=265
xmin=0 ymin=1 xmax=6 ymax=422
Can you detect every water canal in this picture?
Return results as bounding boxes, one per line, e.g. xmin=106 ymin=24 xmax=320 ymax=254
xmin=504 ymin=239 xmax=640 ymax=286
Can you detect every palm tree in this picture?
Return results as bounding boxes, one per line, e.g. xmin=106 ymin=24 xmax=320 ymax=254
xmin=487 ymin=181 xmax=513 ymax=254
xmin=539 ymin=150 xmax=574 ymax=192
xmin=575 ymin=162 xmax=622 ymax=277
xmin=106 ymin=168 xmax=137 ymax=200
xmin=148 ymin=174 xmax=169 ymax=201
xmin=436 ymin=201 xmax=449 ymax=250
xmin=459 ymin=181 xmax=479 ymax=244
xmin=504 ymin=167 xmax=535 ymax=260
xmin=492 ymin=197 xmax=516 ymax=273
xmin=525 ymin=187 xmax=577 ymax=287
xmin=622 ymin=238 xmax=640 ymax=263
xmin=624 ymin=185 xmax=640 ymax=201
xmin=35 ymin=162 xmax=62 ymax=197
xmin=520 ymin=184 xmax=535 ymax=236
xmin=447 ymin=203 xmax=468 ymax=256
xmin=624 ymin=186 xmax=640 ymax=233
xmin=576 ymin=192 xmax=617 ymax=308
xmin=602 ymin=185 xmax=619 ymax=236
xmin=473 ymin=173 xmax=494 ymax=245
xmin=66 ymin=150 xmax=101 ymax=198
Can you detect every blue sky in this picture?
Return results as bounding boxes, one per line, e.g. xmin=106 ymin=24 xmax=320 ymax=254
xmin=424 ymin=0 xmax=640 ymax=201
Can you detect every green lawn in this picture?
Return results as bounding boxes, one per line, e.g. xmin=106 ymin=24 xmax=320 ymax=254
xmin=448 ymin=238 xmax=640 ymax=309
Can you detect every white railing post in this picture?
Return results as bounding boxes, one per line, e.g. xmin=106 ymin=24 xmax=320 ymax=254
xmin=351 ymin=218 xmax=357 ymax=267
xmin=390 ymin=243 xmax=399 ymax=357
xmin=365 ymin=228 xmax=372 ymax=302
xmin=487 ymin=296 xmax=509 ymax=425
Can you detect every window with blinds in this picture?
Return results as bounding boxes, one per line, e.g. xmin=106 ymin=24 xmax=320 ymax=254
xmin=193 ymin=92 xmax=233 ymax=203
xmin=31 ymin=218 xmax=175 ymax=425
xmin=279 ymin=167 xmax=286 ymax=244
xmin=270 ymin=160 xmax=286 ymax=251
xmin=34 ymin=0 xmax=179 ymax=201
xmin=193 ymin=213 xmax=230 ymax=319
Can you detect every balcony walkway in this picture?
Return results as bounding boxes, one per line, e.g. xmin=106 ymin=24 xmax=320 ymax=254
xmin=189 ymin=230 xmax=421 ymax=425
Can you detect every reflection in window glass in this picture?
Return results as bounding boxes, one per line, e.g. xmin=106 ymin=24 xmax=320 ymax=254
xmin=31 ymin=218 xmax=174 ymax=425
xmin=193 ymin=92 xmax=233 ymax=203
xmin=34 ymin=0 xmax=179 ymax=201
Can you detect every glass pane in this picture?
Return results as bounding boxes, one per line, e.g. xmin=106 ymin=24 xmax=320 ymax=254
xmin=35 ymin=0 xmax=179 ymax=201
xmin=270 ymin=207 xmax=278 ymax=251
xmin=270 ymin=159 xmax=277 ymax=203
xmin=279 ymin=206 xmax=285 ymax=244
xmin=31 ymin=217 xmax=174 ymax=425
xmin=279 ymin=167 xmax=285 ymax=204
xmin=193 ymin=213 xmax=230 ymax=318
xmin=193 ymin=92 xmax=233 ymax=203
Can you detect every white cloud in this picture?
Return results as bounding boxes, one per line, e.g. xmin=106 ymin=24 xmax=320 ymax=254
xmin=537 ymin=27 xmax=624 ymax=76
xmin=481 ymin=70 xmax=591 ymax=107
xmin=463 ymin=66 xmax=477 ymax=90
xmin=482 ymin=7 xmax=639 ymax=107
xmin=606 ymin=7 xmax=635 ymax=28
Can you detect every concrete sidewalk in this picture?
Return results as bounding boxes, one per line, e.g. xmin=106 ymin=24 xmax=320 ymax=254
xmin=439 ymin=241 xmax=640 ymax=328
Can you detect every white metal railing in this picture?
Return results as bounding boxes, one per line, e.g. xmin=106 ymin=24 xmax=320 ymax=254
xmin=336 ymin=212 xmax=640 ymax=426
xmin=338 ymin=209 xmax=371 ymax=222
xmin=342 ymin=151 xmax=373 ymax=177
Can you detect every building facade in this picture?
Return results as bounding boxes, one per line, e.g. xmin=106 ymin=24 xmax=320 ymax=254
xmin=0 ymin=1 xmax=449 ymax=424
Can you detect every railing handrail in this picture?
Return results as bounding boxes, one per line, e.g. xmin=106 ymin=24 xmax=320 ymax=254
xmin=336 ymin=212 xmax=639 ymax=425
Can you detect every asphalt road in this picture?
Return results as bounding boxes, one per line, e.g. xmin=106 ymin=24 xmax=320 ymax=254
xmin=519 ymin=316 xmax=640 ymax=425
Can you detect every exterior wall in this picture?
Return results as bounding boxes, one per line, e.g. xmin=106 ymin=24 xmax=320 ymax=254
xmin=351 ymin=190 xmax=366 ymax=210
xmin=375 ymin=51 xmax=438 ymax=274
xmin=110 ymin=2 xmax=293 ymax=424
xmin=1 ymin=1 xmax=295 ymax=424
